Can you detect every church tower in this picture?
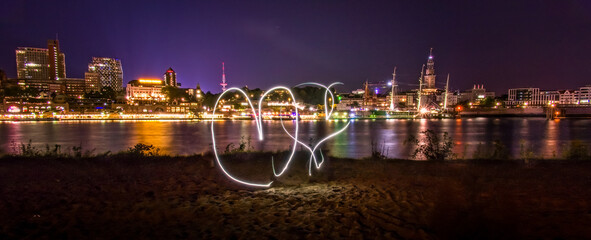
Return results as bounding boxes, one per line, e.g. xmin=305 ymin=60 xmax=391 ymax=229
xmin=424 ymin=48 xmax=436 ymax=89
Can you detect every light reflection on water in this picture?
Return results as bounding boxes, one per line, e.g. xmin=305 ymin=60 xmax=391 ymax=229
xmin=0 ymin=118 xmax=590 ymax=159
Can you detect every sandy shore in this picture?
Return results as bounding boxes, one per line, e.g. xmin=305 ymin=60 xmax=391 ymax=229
xmin=1 ymin=153 xmax=590 ymax=239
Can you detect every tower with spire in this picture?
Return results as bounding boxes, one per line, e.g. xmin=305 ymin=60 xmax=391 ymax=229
xmin=220 ymin=62 xmax=227 ymax=92
xmin=424 ymin=48 xmax=436 ymax=89
xmin=163 ymin=67 xmax=177 ymax=86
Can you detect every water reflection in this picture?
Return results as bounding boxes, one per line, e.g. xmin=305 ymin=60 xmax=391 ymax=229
xmin=1 ymin=118 xmax=591 ymax=159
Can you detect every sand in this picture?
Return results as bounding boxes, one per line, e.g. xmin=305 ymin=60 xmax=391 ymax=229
xmin=0 ymin=153 xmax=590 ymax=239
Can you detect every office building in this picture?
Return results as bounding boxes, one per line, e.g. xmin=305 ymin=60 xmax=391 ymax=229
xmin=86 ymin=57 xmax=123 ymax=92
xmin=84 ymin=72 xmax=101 ymax=93
xmin=64 ymin=78 xmax=86 ymax=98
xmin=507 ymin=88 xmax=558 ymax=106
xmin=15 ymin=39 xmax=65 ymax=80
xmin=47 ymin=39 xmax=66 ymax=80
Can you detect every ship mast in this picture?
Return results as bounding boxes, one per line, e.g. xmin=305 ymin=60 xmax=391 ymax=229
xmin=417 ymin=64 xmax=425 ymax=112
xmin=390 ymin=67 xmax=397 ymax=111
xmin=443 ymin=73 xmax=450 ymax=111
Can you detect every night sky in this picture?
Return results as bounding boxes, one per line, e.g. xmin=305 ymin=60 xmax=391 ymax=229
xmin=1 ymin=0 xmax=590 ymax=94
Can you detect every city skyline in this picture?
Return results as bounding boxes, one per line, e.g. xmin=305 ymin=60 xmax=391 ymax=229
xmin=1 ymin=1 xmax=590 ymax=94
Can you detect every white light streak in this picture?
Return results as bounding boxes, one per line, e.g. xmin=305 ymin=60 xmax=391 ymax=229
xmin=211 ymin=83 xmax=349 ymax=188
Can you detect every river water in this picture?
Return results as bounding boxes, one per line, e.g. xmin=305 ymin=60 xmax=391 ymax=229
xmin=1 ymin=118 xmax=590 ymax=159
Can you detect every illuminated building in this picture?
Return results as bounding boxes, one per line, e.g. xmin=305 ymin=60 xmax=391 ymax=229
xmin=336 ymin=95 xmax=363 ymax=111
xmin=84 ymin=72 xmax=100 ymax=93
xmin=86 ymin=57 xmax=123 ymax=92
xmin=64 ymin=78 xmax=86 ymax=98
xmin=559 ymin=90 xmax=576 ymax=104
xmin=126 ymin=79 xmax=166 ymax=103
xmin=16 ymin=48 xmax=49 ymax=79
xmin=47 ymin=39 xmax=66 ymax=80
xmin=577 ymin=86 xmax=591 ymax=104
xmin=16 ymin=78 xmax=64 ymax=98
xmin=458 ymin=85 xmax=496 ymax=102
xmin=507 ymin=88 xmax=557 ymax=106
xmin=0 ymin=101 xmax=68 ymax=114
xmin=15 ymin=39 xmax=65 ymax=80
xmin=163 ymin=67 xmax=177 ymax=86
xmin=195 ymin=83 xmax=202 ymax=99
xmin=557 ymin=86 xmax=591 ymax=105
xmin=424 ymin=48 xmax=436 ymax=90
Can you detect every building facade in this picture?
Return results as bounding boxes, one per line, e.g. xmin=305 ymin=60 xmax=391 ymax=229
xmin=16 ymin=48 xmax=49 ymax=80
xmin=577 ymin=86 xmax=591 ymax=104
xmin=64 ymin=78 xmax=86 ymax=98
xmin=458 ymin=85 xmax=496 ymax=103
xmin=163 ymin=67 xmax=177 ymax=86
xmin=87 ymin=57 xmax=123 ymax=92
xmin=126 ymin=79 xmax=166 ymax=103
xmin=47 ymin=39 xmax=66 ymax=80
xmin=424 ymin=48 xmax=436 ymax=90
xmin=507 ymin=88 xmax=558 ymax=106
xmin=84 ymin=72 xmax=101 ymax=93
xmin=15 ymin=39 xmax=66 ymax=80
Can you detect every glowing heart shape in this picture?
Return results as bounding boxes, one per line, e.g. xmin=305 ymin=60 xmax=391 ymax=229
xmin=211 ymin=82 xmax=351 ymax=187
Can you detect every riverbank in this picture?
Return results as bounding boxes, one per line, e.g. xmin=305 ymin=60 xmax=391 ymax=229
xmin=1 ymin=153 xmax=590 ymax=239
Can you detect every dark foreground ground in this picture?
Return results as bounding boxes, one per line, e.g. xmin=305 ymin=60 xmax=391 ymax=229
xmin=1 ymin=153 xmax=590 ymax=239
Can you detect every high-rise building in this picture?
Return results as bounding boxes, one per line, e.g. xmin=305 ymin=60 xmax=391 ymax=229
xmin=47 ymin=39 xmax=66 ymax=80
xmin=16 ymin=47 xmax=49 ymax=79
xmin=15 ymin=39 xmax=66 ymax=80
xmin=86 ymin=57 xmax=123 ymax=92
xmin=84 ymin=72 xmax=101 ymax=93
xmin=163 ymin=67 xmax=177 ymax=86
xmin=424 ymin=48 xmax=436 ymax=89
xmin=64 ymin=78 xmax=86 ymax=98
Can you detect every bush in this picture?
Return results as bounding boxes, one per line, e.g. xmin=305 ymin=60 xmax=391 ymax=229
xmin=370 ymin=139 xmax=388 ymax=160
xmin=519 ymin=140 xmax=537 ymax=161
xmin=562 ymin=140 xmax=589 ymax=160
xmin=407 ymin=130 xmax=455 ymax=161
xmin=125 ymin=143 xmax=160 ymax=156
xmin=224 ymin=136 xmax=253 ymax=154
xmin=473 ymin=140 xmax=510 ymax=160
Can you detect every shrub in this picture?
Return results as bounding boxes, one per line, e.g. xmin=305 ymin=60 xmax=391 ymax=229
xmin=407 ymin=130 xmax=454 ymax=161
xmin=490 ymin=140 xmax=510 ymax=160
xmin=126 ymin=143 xmax=160 ymax=156
xmin=224 ymin=136 xmax=253 ymax=154
xmin=562 ymin=140 xmax=589 ymax=160
xmin=519 ymin=140 xmax=537 ymax=161
xmin=473 ymin=140 xmax=510 ymax=160
xmin=370 ymin=139 xmax=388 ymax=160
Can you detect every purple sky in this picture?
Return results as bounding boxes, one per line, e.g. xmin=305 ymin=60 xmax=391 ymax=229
xmin=1 ymin=0 xmax=590 ymax=94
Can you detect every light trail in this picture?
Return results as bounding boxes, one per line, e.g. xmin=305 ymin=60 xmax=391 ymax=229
xmin=257 ymin=87 xmax=299 ymax=177
xmin=211 ymin=87 xmax=271 ymax=187
xmin=211 ymin=83 xmax=349 ymax=187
